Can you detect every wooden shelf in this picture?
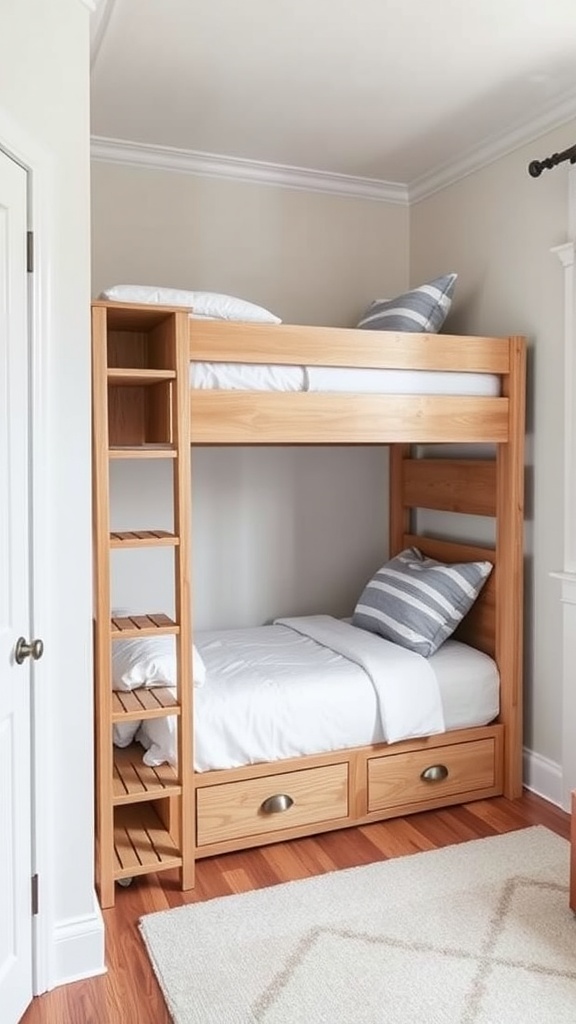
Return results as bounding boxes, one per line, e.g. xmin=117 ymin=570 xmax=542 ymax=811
xmin=108 ymin=446 xmax=177 ymax=460
xmin=113 ymin=744 xmax=181 ymax=805
xmin=93 ymin=301 xmax=194 ymax=906
xmin=112 ymin=687 xmax=180 ymax=722
xmin=111 ymin=613 xmax=179 ymax=639
xmin=108 ymin=368 xmax=176 ymax=386
xmin=96 ymin=300 xmax=186 ymax=332
xmin=113 ymin=803 xmax=182 ymax=880
xmin=110 ymin=530 xmax=179 ymax=548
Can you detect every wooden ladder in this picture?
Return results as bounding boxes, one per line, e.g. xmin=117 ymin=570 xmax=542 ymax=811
xmin=91 ymin=301 xmax=194 ymax=908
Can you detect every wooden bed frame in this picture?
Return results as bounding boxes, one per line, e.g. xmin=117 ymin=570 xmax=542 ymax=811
xmin=92 ymin=301 xmax=525 ymax=906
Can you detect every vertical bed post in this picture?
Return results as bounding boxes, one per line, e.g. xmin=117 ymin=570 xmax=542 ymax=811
xmin=171 ymin=310 xmax=195 ymax=888
xmin=389 ymin=443 xmax=411 ymax=554
xmin=497 ymin=336 xmax=526 ymax=798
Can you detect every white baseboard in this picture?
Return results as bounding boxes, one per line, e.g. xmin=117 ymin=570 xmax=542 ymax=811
xmin=522 ymin=746 xmax=565 ymax=810
xmin=51 ymin=892 xmax=106 ymax=987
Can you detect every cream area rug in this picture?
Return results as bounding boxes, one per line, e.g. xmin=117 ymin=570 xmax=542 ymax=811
xmin=139 ymin=826 xmax=576 ymax=1024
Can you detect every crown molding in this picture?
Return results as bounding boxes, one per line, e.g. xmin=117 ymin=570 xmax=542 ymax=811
xmin=89 ymin=0 xmax=116 ymax=69
xmin=409 ymin=87 xmax=576 ymax=203
xmin=90 ymin=136 xmax=409 ymax=204
xmin=91 ymin=84 xmax=576 ymax=207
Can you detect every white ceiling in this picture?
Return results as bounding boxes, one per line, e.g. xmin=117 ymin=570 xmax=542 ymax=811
xmin=90 ymin=0 xmax=576 ymax=190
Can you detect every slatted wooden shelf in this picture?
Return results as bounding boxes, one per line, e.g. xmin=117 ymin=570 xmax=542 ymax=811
xmin=107 ymin=368 xmax=176 ymax=386
xmin=108 ymin=446 xmax=177 ymax=460
xmin=113 ymin=804 xmax=182 ymax=880
xmin=110 ymin=529 xmax=179 ymax=548
xmin=112 ymin=687 xmax=180 ymax=722
xmin=93 ymin=302 xmax=194 ymax=907
xmin=113 ymin=744 xmax=181 ymax=805
xmin=111 ymin=613 xmax=179 ymax=639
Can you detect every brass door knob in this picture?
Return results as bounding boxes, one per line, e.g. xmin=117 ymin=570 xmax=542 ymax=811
xmin=15 ymin=637 xmax=44 ymax=665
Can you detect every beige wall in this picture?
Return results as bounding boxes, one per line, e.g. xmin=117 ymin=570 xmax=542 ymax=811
xmin=91 ymin=162 xmax=408 ymax=325
xmin=92 ymin=164 xmax=409 ymax=627
xmin=411 ymin=120 xmax=576 ymax=770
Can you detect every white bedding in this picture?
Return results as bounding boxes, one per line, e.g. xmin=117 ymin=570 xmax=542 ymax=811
xmin=133 ymin=617 xmax=499 ymax=772
xmin=190 ymin=362 xmax=501 ymax=396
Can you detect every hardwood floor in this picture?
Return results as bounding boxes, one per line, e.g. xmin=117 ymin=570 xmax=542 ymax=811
xmin=21 ymin=791 xmax=570 ymax=1024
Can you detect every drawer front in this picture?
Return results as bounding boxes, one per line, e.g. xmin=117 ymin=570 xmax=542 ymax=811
xmin=197 ymin=763 xmax=348 ymax=846
xmin=368 ymin=738 xmax=496 ymax=812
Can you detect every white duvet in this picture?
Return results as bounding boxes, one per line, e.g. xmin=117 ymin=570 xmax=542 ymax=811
xmin=132 ymin=616 xmax=499 ymax=772
xmin=275 ymin=616 xmax=444 ymax=742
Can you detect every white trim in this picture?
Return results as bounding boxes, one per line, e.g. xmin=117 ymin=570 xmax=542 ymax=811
xmin=410 ymin=88 xmax=576 ymax=203
xmin=90 ymin=0 xmax=116 ymax=72
xmin=550 ymin=569 xmax=576 ymax=810
xmin=52 ymin=896 xmax=106 ymax=987
xmin=550 ymin=570 xmax=576 ymax=597
xmin=91 ymin=81 xmax=576 ymax=207
xmin=0 ymin=107 xmax=55 ymax=998
xmin=90 ymin=136 xmax=409 ymax=204
xmin=551 ymin=200 xmax=576 ymax=810
xmin=0 ymin=107 xmax=105 ymax=996
xmin=551 ymin=241 xmax=576 ymax=573
xmin=27 ymin=150 xmax=57 ymax=997
xmin=522 ymin=747 xmax=564 ymax=809
xmin=552 ymin=241 xmax=575 ymax=269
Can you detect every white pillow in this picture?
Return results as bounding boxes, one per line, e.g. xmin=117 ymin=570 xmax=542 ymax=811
xmin=99 ymin=285 xmax=281 ymax=324
xmin=111 ymin=635 xmax=207 ymax=691
xmin=113 ymin=721 xmax=140 ymax=748
xmin=137 ymin=716 xmax=177 ymax=768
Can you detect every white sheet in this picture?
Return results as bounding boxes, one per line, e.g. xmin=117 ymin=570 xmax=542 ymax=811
xmin=190 ymin=362 xmax=501 ymax=396
xmin=135 ymin=618 xmax=499 ymax=772
xmin=191 ymin=361 xmax=305 ymax=391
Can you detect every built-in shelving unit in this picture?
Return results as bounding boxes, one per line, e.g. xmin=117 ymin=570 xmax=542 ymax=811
xmin=92 ymin=301 xmax=194 ymax=908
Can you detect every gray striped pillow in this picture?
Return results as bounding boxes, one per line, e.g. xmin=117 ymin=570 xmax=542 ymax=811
xmin=352 ymin=547 xmax=492 ymax=657
xmin=356 ymin=273 xmax=457 ymax=333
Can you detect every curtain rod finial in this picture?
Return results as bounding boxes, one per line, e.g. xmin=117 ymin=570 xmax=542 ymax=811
xmin=527 ymin=144 xmax=576 ymax=178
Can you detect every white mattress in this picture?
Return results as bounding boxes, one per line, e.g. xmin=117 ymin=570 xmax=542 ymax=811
xmin=190 ymin=362 xmax=501 ymax=396
xmin=135 ymin=621 xmax=499 ymax=772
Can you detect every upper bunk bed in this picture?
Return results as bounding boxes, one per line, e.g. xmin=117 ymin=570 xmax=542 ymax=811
xmin=187 ymin=318 xmax=524 ymax=446
xmin=94 ymin=299 xmax=525 ymax=449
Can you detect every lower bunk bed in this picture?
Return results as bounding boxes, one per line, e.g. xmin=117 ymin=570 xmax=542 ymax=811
xmin=112 ymin=521 xmax=513 ymax=863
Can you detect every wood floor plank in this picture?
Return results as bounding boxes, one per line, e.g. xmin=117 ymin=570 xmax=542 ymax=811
xmin=21 ymin=792 xmax=570 ymax=1024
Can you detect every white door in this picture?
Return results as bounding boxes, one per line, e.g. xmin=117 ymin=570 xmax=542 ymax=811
xmin=0 ymin=150 xmax=34 ymax=1023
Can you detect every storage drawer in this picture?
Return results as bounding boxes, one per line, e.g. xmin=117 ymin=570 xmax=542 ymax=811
xmin=197 ymin=763 xmax=348 ymax=846
xmin=368 ymin=737 xmax=496 ymax=812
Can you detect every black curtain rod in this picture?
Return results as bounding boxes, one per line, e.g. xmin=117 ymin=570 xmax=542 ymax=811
xmin=528 ymin=143 xmax=576 ymax=178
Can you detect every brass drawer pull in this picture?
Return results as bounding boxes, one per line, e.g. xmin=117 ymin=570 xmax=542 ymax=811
xmin=420 ymin=764 xmax=449 ymax=782
xmin=260 ymin=794 xmax=294 ymax=815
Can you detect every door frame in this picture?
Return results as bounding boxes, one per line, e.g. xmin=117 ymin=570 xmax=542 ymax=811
xmin=550 ymin=169 xmax=576 ymax=811
xmin=0 ymin=111 xmax=54 ymax=995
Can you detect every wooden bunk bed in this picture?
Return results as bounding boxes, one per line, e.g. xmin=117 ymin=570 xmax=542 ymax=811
xmin=92 ymin=300 xmax=526 ymax=908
